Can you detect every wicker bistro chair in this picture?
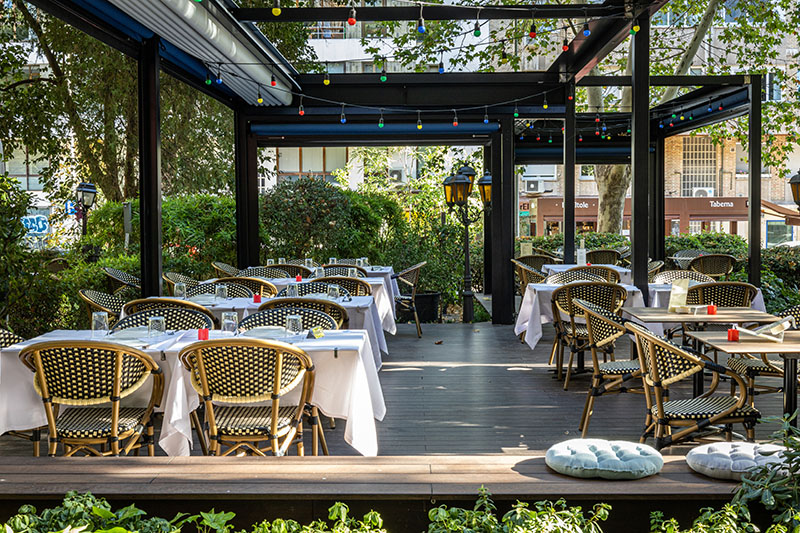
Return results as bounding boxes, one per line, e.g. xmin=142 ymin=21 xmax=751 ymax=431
xmin=685 ymin=282 xmax=757 ymax=308
xmin=573 ymin=299 xmax=642 ymax=437
xmin=0 ymin=329 xmax=42 ymax=455
xmin=18 ymin=341 xmax=164 ymax=456
xmin=211 ymin=261 xmax=239 ymax=277
xmin=238 ymin=266 xmax=290 ymax=279
xmin=626 ymin=322 xmax=760 ymax=450
xmin=516 ymin=254 xmax=556 ymax=272
xmin=122 ymin=298 xmax=216 ymax=327
xmin=275 ymin=264 xmax=313 ymax=278
xmin=103 ymin=267 xmax=141 ymax=295
xmin=275 ymin=282 xmax=351 ymax=299
xmin=671 ymin=249 xmax=703 ymax=270
xmin=0 ymin=328 xmax=23 ymax=348
xmin=567 ymin=265 xmax=620 ymax=284
xmin=544 ymin=270 xmax=605 ymax=285
xmin=550 ymin=282 xmax=628 ymax=390
xmin=216 ymin=277 xmax=278 ymax=298
xmin=178 ymin=339 xmax=321 ymax=456
xmin=258 ymin=299 xmax=347 ymax=329
xmin=688 ymin=254 xmax=738 ymax=280
xmin=320 ymin=265 xmax=367 ymax=278
xmin=78 ymin=289 xmax=126 ymax=327
xmin=285 ymin=258 xmax=320 ymax=268
xmin=647 ymin=260 xmax=665 ymax=282
xmin=315 ymin=276 xmax=371 ymax=297
xmin=651 ymin=270 xmax=715 ymax=285
xmin=162 ymin=273 xmax=200 ymax=295
xmin=111 ymin=307 xmax=213 ymax=333
xmin=243 ymin=306 xmax=339 ymax=331
xmin=393 ymin=261 xmax=427 ymax=338
xmin=585 ymin=249 xmax=622 ymax=266
xmin=186 ymin=282 xmax=254 ymax=299
xmin=511 ymin=259 xmax=546 ymax=296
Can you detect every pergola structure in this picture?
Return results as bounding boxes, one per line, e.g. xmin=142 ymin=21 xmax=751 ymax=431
xmin=27 ymin=0 xmax=763 ymax=325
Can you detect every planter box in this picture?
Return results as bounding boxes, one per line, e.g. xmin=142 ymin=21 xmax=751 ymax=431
xmin=396 ymin=292 xmax=441 ymax=323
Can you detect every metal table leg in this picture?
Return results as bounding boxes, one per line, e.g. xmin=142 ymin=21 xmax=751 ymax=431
xmin=784 ymin=356 xmax=797 ymax=426
xmin=692 ymin=336 xmax=704 ymax=397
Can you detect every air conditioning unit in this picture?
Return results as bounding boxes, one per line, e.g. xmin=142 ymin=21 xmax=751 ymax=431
xmin=389 ymin=168 xmax=404 ymax=182
xmin=525 ymin=180 xmax=544 ymax=193
xmin=692 ymin=187 xmax=715 ymax=197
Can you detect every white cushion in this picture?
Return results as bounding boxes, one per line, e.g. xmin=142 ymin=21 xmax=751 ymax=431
xmin=685 ymin=442 xmax=785 ymax=481
xmin=545 ymin=439 xmax=663 ymax=480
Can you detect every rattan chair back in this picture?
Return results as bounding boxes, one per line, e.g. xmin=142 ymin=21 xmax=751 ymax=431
xmin=0 ymin=328 xmax=24 ymax=348
xmin=553 ymin=282 xmax=628 ymax=319
xmin=122 ymin=298 xmax=216 ymax=325
xmin=686 ymin=282 xmax=757 ymax=307
xmin=19 ymin=340 xmax=163 ymax=456
xmin=275 ymin=281 xmax=351 ymax=298
xmin=238 ymin=266 xmax=290 ymax=279
xmin=532 ymin=247 xmax=562 ymax=260
xmin=162 ymin=273 xmax=200 ymax=295
xmin=78 ymin=289 xmax=126 ymax=326
xmin=320 ymin=265 xmax=367 ymax=278
xmin=511 ymin=260 xmax=546 ymax=296
xmin=585 ymin=249 xmax=621 ymax=266
xmin=651 ymin=270 xmax=715 ymax=284
xmin=544 ymin=270 xmax=605 ymax=285
xmin=394 ymin=261 xmax=426 ymax=297
xmin=211 ymin=262 xmax=239 ymax=277
xmin=186 ymin=282 xmax=254 ymax=299
xmin=627 ymin=322 xmax=702 ymax=386
xmin=573 ymin=298 xmax=627 ymax=350
xmin=328 ymin=258 xmax=361 ymax=265
xmin=216 ymin=277 xmax=278 ymax=298
xmin=111 ymin=307 xmax=213 ymax=332
xmin=178 ymin=338 xmax=313 ymax=456
xmin=274 ymin=264 xmax=313 ymax=278
xmin=243 ymin=306 xmax=339 ymax=331
xmin=258 ymin=298 xmax=347 ymax=329
xmin=285 ymin=258 xmax=320 ymax=268
xmin=671 ymin=249 xmax=703 ymax=269
xmin=315 ymin=276 xmax=371 ymax=296
xmin=688 ymin=254 xmax=737 ymax=279
xmin=516 ymin=254 xmax=554 ymax=271
xmin=103 ymin=267 xmax=141 ymax=295
xmin=647 ymin=260 xmax=665 ymax=282
xmin=777 ymin=305 xmax=800 ymax=326
xmin=567 ymin=265 xmax=620 ymax=284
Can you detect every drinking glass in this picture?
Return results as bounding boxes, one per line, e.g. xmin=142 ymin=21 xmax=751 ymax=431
xmin=221 ymin=312 xmax=238 ymax=334
xmin=174 ymin=282 xmax=187 ymax=299
xmin=278 ymin=257 xmax=286 ymax=264
xmin=285 ymin=314 xmax=303 ymax=334
xmin=305 ymin=258 xmax=314 ymax=269
xmin=329 ymin=257 xmax=337 ymax=265
xmin=347 ymin=267 xmax=358 ymax=278
xmin=215 ymin=284 xmax=228 ymax=301
xmin=287 ymin=282 xmax=299 ymax=298
xmin=362 ymin=257 xmax=370 ymax=267
xmin=91 ymin=311 xmax=109 ymax=338
xmin=266 ymin=258 xmax=275 ymax=266
xmin=327 ymin=284 xmax=340 ymax=300
xmin=148 ymin=316 xmax=166 ymax=338
xmin=315 ymin=267 xmax=325 ymax=278
xmin=356 ymin=258 xmax=364 ymax=268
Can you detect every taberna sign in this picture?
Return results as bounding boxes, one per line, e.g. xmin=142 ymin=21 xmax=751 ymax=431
xmin=21 ymin=215 xmax=50 ymax=235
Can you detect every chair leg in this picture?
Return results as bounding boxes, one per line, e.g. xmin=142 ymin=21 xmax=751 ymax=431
xmin=413 ymin=307 xmax=422 ymax=337
xmin=146 ymin=422 xmax=155 ymax=456
xmin=548 ymin=336 xmax=559 ymax=366
xmin=579 ymin=381 xmax=598 ymax=436
xmin=32 ymin=429 xmax=41 ymax=457
xmin=563 ymin=349 xmax=575 ymax=390
xmin=190 ymin=410 xmax=209 ymax=456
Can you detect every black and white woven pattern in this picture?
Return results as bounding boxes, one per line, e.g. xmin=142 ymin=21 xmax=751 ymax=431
xmin=777 ymin=305 xmax=800 ymax=326
xmin=671 ymin=249 xmax=703 ymax=270
xmin=240 ymin=307 xmax=339 ymax=331
xmin=568 ymin=266 xmax=620 ymax=284
xmin=653 ymin=396 xmax=759 ymax=420
xmin=574 ymin=298 xmax=626 ymax=347
xmin=122 ymin=299 xmax=215 ymax=325
xmin=651 ymin=270 xmax=715 ymax=284
xmin=321 ymin=266 xmax=367 ymax=278
xmin=112 ymin=308 xmax=213 ymax=332
xmin=275 ymin=281 xmax=351 ymax=298
xmin=257 ymin=300 xmax=345 ymax=329
xmin=212 ymin=405 xmax=299 ymax=436
xmin=0 ymin=328 xmax=24 ymax=348
xmin=274 ymin=264 xmax=313 ymax=278
xmin=545 ymin=271 xmax=605 ymax=285
xmin=55 ymin=407 xmax=148 ymax=439
xmin=216 ymin=277 xmax=278 ymax=298
xmin=163 ymin=272 xmax=200 ymax=290
xmin=688 ymin=254 xmax=737 ymax=279
xmin=78 ymin=290 xmax=126 ymax=320
xmin=585 ymin=249 xmax=621 ymax=266
xmin=516 ymin=254 xmax=554 ymax=272
xmin=598 ymin=359 xmax=641 ymax=375
xmin=315 ymin=276 xmax=371 ymax=296
xmin=238 ymin=266 xmax=290 ymax=279
xmin=686 ymin=282 xmax=757 ymax=307
xmin=187 ymin=282 xmax=254 ymax=299
xmin=647 ymin=260 xmax=665 ymax=281
xmin=211 ymin=262 xmax=239 ymax=277
xmin=285 ymin=258 xmax=320 ymax=268
xmin=728 ymin=357 xmax=783 ymax=376
xmin=103 ymin=267 xmax=141 ymax=289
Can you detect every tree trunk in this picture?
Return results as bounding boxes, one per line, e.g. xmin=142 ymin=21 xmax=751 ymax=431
xmin=596 ymin=165 xmax=631 ymax=233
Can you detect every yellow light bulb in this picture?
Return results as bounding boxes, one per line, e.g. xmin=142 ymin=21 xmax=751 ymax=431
xmin=543 ymin=103 xmax=548 ymax=109
xmin=417 ymin=123 xmax=422 ymax=130
xmin=633 ymin=24 xmax=640 ymax=32
xmin=323 ymin=79 xmax=330 ymax=86
xmin=272 ymin=7 xmax=281 ymax=16
xmin=257 ymin=97 xmax=263 ymax=104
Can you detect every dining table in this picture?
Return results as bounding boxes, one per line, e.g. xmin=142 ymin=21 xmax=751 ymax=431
xmin=0 ymin=328 xmax=386 ymax=456
xmin=542 ymin=264 xmax=632 ymax=284
xmin=686 ymin=329 xmax=800 ymax=426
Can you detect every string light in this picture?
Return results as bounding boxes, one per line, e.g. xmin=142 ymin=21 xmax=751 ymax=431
xmin=256 ymin=86 xmax=263 ymax=104
xmin=679 ymin=111 xmax=685 ymax=120
xmin=718 ymin=102 xmax=724 ymax=111
xmin=543 ymin=96 xmax=548 ymax=110
xmin=525 ymin=121 xmax=531 ymax=128
xmin=473 ymin=19 xmax=481 ymax=37
xmin=535 ymin=132 xmax=541 ymax=141
xmin=630 ymin=23 xmax=640 ymax=35
xmin=417 ymin=6 xmax=426 ymax=34
xmin=501 ymin=39 xmax=507 ymax=60
xmin=529 ymin=22 xmax=536 ymax=38
xmin=519 ymin=133 xmax=525 ymax=141
xmin=513 ymin=101 xmax=519 ymax=118
xmin=271 ymin=0 xmax=281 ymax=17
xmin=707 ymin=100 xmax=713 ymax=112
xmin=347 ymin=6 xmax=357 ymax=25
xmin=595 ymin=125 xmax=600 ymax=136
xmin=562 ymin=38 xmax=569 ymax=52
xmin=567 ymin=86 xmax=573 ymax=101
xmin=205 ymin=72 xmax=212 ymax=85
xmin=438 ymin=60 xmax=444 ymax=74
xmin=528 ymin=122 xmax=534 ymax=129
xmin=548 ymin=135 xmax=553 ymax=144
xmin=270 ymin=74 xmax=276 ymax=87
xmin=483 ymin=106 xmax=489 ymax=124
xmin=578 ymin=133 xmax=583 ymax=142
xmin=626 ymin=120 xmax=632 ymax=133
xmin=601 ymin=121 xmax=607 ymax=132
xmin=671 ymin=113 xmax=677 ymax=118
xmin=340 ymin=104 xmax=346 ymax=124
xmin=380 ymin=59 xmax=387 ymax=82
xmin=378 ymin=108 xmax=384 ymax=128
xmin=595 ymin=113 xmax=601 ymax=123
xmin=452 ymin=110 xmax=459 ymax=127
xmin=416 ymin=110 xmax=422 ymax=130
xmin=659 ymin=121 xmax=664 ymax=129
xmin=298 ymin=96 xmax=304 ymax=116
xmin=215 ymin=66 xmax=222 ymax=84
xmin=669 ymin=119 xmax=674 ymax=127
xmin=583 ymin=21 xmax=591 ymax=37
xmin=689 ymin=112 xmax=694 ymax=120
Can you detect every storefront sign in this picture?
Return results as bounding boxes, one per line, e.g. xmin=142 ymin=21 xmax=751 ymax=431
xmin=22 ymin=215 xmax=49 ymax=235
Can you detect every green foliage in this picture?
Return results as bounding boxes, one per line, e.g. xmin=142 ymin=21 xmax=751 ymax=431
xmin=664 ymin=233 xmax=749 ymax=258
xmin=735 ymin=412 xmax=800 ymax=528
xmin=0 ymin=174 xmax=32 ymax=320
xmin=762 ymin=248 xmax=800 ymax=294
xmin=729 ymin=269 xmax=800 ymax=315
xmin=649 ymin=503 xmax=783 ymax=533
xmin=515 ymin=232 xmax=630 ymax=255
xmin=427 ymin=487 xmax=610 ymax=533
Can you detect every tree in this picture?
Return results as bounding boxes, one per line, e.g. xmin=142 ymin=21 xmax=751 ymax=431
xmin=363 ymin=0 xmax=800 ymax=233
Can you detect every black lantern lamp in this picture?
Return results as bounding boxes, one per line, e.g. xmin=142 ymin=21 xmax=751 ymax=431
xmin=457 ymin=164 xmax=477 ymax=184
xmin=789 ymin=169 xmax=800 ymax=211
xmin=442 ymin=172 xmax=473 ymax=207
xmin=477 ymin=172 xmax=492 ymax=207
xmin=75 ymin=182 xmax=97 ymax=235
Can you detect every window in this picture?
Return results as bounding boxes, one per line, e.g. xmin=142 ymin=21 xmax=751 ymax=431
xmin=766 ymin=221 xmax=793 ymax=247
xmin=681 ymin=137 xmax=717 ymax=196
xmin=6 ymin=147 xmax=46 ymax=191
xmin=275 ymin=147 xmax=348 ymax=184
xmin=734 ymin=143 xmax=770 ymax=178
xmin=764 ymin=72 xmax=782 ymax=102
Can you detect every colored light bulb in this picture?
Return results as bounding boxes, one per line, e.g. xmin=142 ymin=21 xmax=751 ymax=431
xmin=562 ymin=38 xmax=569 ymax=52
xmin=529 ymin=23 xmax=536 ymax=38
xmin=583 ymin=22 xmax=590 ymax=37
xmin=417 ymin=18 xmax=426 ymax=34
xmin=272 ymin=0 xmax=281 ymax=16
xmin=298 ymin=104 xmax=304 ymax=116
xmin=473 ymin=20 xmax=481 ymax=37
xmin=347 ymin=7 xmax=356 ymax=25
xmin=323 ymin=72 xmax=330 ymax=86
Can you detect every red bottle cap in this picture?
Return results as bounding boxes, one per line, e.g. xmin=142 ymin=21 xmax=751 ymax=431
xmin=254 ymin=293 xmax=262 ymax=303
xmin=198 ymin=328 xmax=209 ymax=340
xmin=295 ymin=274 xmax=302 ymax=282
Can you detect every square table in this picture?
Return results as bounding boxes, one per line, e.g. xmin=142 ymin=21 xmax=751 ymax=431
xmin=543 ymin=264 xmax=632 ymax=284
xmin=686 ymin=330 xmax=800 ymax=425
xmin=622 ymin=307 xmax=778 ymax=396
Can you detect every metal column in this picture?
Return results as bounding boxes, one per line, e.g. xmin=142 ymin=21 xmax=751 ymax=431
xmin=563 ymin=81 xmax=576 ymax=264
xmin=630 ymin=16 xmax=650 ymax=298
xmin=748 ymin=75 xmax=762 ymax=286
xmin=490 ymin=121 xmax=515 ymax=325
xmin=234 ymin=111 xmax=260 ymax=269
xmin=483 ymin=144 xmax=492 ymax=295
xmin=650 ymin=137 xmax=666 ymax=260
xmin=138 ymin=37 xmax=162 ymax=297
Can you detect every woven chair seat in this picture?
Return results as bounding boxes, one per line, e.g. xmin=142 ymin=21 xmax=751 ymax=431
xmin=55 ymin=407 xmax=148 ymax=439
xmin=727 ymin=357 xmax=783 ymax=376
xmin=572 ymin=323 xmax=589 ymax=338
xmin=0 ymin=328 xmax=24 ymax=348
xmin=395 ymin=294 xmax=412 ymax=302
xmin=213 ymin=405 xmax=299 ymax=437
xmin=598 ymin=359 xmax=641 ymax=375
xmin=652 ymin=396 xmax=760 ymax=420
xmin=238 ymin=267 xmax=290 ymax=279
xmin=187 ymin=282 xmax=254 ymax=299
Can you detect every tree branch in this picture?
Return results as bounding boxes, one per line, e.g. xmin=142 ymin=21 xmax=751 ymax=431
xmin=0 ymin=77 xmax=57 ymax=92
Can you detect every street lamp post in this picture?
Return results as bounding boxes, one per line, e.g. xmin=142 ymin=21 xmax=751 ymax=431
xmin=789 ymin=169 xmax=800 ymax=211
xmin=75 ymin=182 xmax=97 ymax=236
xmin=477 ymin=172 xmax=492 ymax=293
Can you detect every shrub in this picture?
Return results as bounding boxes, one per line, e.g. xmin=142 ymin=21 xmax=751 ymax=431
xmin=515 ymin=232 xmax=630 ymax=255
xmin=730 ymin=269 xmax=800 ymax=314
xmin=664 ymin=232 xmax=748 ymax=258
xmin=762 ymin=247 xmax=800 ymax=293
xmin=650 ymin=504 xmax=783 ymax=532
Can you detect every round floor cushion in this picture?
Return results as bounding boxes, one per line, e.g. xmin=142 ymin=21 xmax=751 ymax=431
xmin=545 ymin=439 xmax=664 ymax=480
xmin=685 ymin=442 xmax=785 ymax=481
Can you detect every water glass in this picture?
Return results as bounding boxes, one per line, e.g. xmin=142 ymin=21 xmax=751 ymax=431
xmin=305 ymin=258 xmax=314 ymax=269
xmin=347 ymin=267 xmax=358 ymax=278
xmin=329 ymin=257 xmax=337 ymax=265
xmin=148 ymin=316 xmax=166 ymax=338
xmin=327 ymin=284 xmax=340 ymax=300
xmin=315 ymin=266 xmax=325 ymax=278
xmin=266 ymin=258 xmax=275 ymax=266
xmin=221 ymin=312 xmax=238 ymax=334
xmin=287 ymin=282 xmax=299 ymax=298
xmin=174 ymin=282 xmax=187 ymax=299
xmin=356 ymin=258 xmax=364 ymax=268
xmin=215 ymin=284 xmax=228 ymax=301
xmin=362 ymin=257 xmax=369 ymax=267
xmin=285 ymin=314 xmax=303 ymax=334
xmin=278 ymin=257 xmax=286 ymax=264
xmin=91 ymin=311 xmax=109 ymax=338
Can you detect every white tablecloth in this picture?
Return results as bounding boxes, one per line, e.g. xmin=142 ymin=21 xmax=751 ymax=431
xmin=514 ymin=283 xmax=645 ymax=349
xmin=365 ymin=266 xmax=401 ymax=300
xmin=0 ymin=329 xmax=385 ymax=457
xmin=543 ymin=264 xmax=632 ymax=285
